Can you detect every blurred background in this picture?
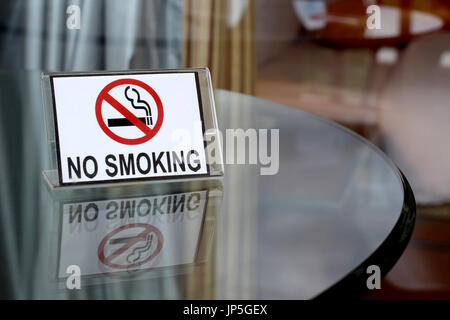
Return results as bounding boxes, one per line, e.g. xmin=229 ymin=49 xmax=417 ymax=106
xmin=0 ymin=0 xmax=449 ymax=299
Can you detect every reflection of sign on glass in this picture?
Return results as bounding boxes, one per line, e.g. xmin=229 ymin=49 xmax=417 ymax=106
xmin=57 ymin=190 xmax=208 ymax=279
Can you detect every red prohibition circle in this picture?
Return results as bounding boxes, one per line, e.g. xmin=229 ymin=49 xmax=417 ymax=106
xmin=98 ymin=223 xmax=164 ymax=269
xmin=95 ymin=78 xmax=164 ymax=145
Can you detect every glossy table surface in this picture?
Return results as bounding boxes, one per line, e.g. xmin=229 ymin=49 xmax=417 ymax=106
xmin=0 ymin=71 xmax=415 ymax=299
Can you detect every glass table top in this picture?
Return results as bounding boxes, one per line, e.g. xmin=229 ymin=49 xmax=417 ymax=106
xmin=0 ymin=71 xmax=415 ymax=299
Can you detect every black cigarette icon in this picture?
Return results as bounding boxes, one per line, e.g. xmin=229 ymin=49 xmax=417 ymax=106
xmin=108 ymin=116 xmax=151 ymax=127
xmin=107 ymin=86 xmax=154 ymax=128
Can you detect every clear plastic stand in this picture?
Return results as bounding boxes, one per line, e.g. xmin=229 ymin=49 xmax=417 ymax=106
xmin=41 ymin=68 xmax=224 ymax=190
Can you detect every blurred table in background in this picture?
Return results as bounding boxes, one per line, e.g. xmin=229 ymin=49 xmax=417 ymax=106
xmin=295 ymin=0 xmax=450 ymax=48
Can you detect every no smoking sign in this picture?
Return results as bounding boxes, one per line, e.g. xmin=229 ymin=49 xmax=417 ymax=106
xmin=49 ymin=71 xmax=210 ymax=185
xmin=95 ymin=78 xmax=164 ymax=145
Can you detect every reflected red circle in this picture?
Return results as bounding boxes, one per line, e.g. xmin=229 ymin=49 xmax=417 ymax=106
xmin=98 ymin=223 xmax=163 ymax=269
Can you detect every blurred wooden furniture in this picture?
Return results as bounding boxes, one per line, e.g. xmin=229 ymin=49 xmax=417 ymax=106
xmin=308 ymin=0 xmax=450 ymax=48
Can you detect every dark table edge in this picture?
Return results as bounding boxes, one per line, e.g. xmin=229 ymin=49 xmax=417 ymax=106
xmin=314 ymin=170 xmax=416 ymax=299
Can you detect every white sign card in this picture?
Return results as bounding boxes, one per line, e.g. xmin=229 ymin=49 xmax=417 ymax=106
xmin=48 ymin=71 xmax=215 ymax=186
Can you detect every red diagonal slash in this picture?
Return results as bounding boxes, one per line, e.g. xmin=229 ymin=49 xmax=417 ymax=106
xmin=102 ymin=92 xmax=152 ymax=137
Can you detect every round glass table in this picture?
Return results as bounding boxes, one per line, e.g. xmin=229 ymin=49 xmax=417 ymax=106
xmin=0 ymin=71 xmax=415 ymax=299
